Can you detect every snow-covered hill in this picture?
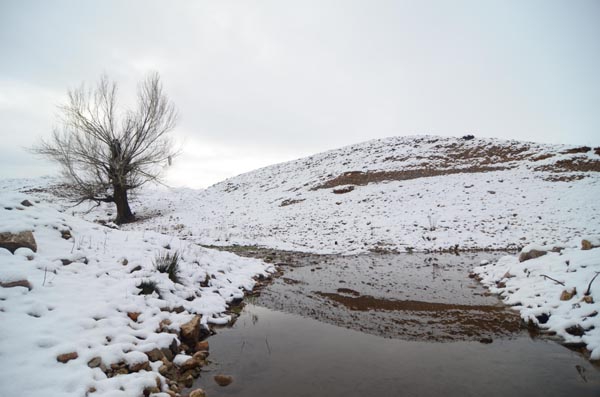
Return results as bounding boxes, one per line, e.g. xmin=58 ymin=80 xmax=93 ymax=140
xmin=122 ymin=135 xmax=600 ymax=254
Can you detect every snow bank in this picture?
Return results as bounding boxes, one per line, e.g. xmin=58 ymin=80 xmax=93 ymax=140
xmin=474 ymin=242 xmax=600 ymax=359
xmin=0 ymin=188 xmax=274 ymax=396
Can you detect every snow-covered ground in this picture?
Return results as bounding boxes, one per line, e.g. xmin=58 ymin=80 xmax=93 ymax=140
xmin=43 ymin=135 xmax=598 ymax=255
xmin=0 ymin=187 xmax=273 ymax=396
xmin=1 ymin=135 xmax=599 ymax=396
xmin=474 ymin=240 xmax=600 ymax=360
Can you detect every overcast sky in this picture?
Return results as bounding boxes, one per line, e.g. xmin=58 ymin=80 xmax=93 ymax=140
xmin=1 ymin=0 xmax=599 ymax=188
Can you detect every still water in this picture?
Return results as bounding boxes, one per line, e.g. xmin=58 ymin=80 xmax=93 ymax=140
xmin=194 ymin=253 xmax=599 ymax=396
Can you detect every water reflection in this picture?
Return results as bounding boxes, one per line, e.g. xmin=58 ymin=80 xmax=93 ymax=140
xmin=198 ymin=304 xmax=600 ymax=397
xmin=254 ymin=253 xmax=521 ymax=341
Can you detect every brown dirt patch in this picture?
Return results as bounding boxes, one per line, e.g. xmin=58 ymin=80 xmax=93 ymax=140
xmin=543 ymin=174 xmax=586 ymax=182
xmin=531 ymin=153 xmax=555 ymax=161
xmin=536 ymin=158 xmax=600 ymax=173
xmin=443 ymin=144 xmax=532 ymax=166
xmin=336 ymin=288 xmax=361 ymax=296
xmin=314 ymin=166 xmax=508 ymax=189
xmin=562 ymin=146 xmax=591 ymax=154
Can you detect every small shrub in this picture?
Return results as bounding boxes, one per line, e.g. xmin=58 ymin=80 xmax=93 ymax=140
xmin=154 ymin=251 xmax=181 ymax=284
xmin=137 ymin=280 xmax=160 ymax=296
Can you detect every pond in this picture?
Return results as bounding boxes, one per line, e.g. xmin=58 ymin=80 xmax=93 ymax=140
xmin=193 ymin=252 xmax=600 ymax=396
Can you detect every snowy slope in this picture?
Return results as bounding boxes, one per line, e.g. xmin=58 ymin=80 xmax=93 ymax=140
xmin=107 ymin=135 xmax=600 ymax=254
xmin=0 ymin=187 xmax=273 ymax=397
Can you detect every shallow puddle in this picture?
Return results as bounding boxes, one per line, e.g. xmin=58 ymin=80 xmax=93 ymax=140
xmin=250 ymin=252 xmax=522 ymax=341
xmin=193 ymin=252 xmax=600 ymax=396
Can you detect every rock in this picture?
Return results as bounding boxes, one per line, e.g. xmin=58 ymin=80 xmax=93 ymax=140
xmin=180 ymin=315 xmax=201 ymax=346
xmin=582 ymin=295 xmax=594 ymax=304
xmin=129 ymin=360 xmax=150 ymax=372
xmin=161 ymin=346 xmax=175 ymax=362
xmin=0 ymin=279 xmax=32 ymax=290
xmin=179 ymin=357 xmax=202 ymax=372
xmin=180 ymin=373 xmax=194 ymax=388
xmin=130 ymin=265 xmax=142 ymax=273
xmin=169 ymin=383 xmax=181 ymax=393
xmin=111 ymin=362 xmax=124 ymax=370
xmin=0 ymin=231 xmax=37 ymax=254
xmin=536 ymin=313 xmax=550 ymax=324
xmin=142 ymin=386 xmax=160 ymax=396
xmin=193 ymin=351 xmax=209 ymax=361
xmin=159 ymin=362 xmax=177 ymax=378
xmin=462 ymin=134 xmax=475 ymax=140
xmin=159 ymin=318 xmax=173 ymax=330
xmin=518 ymin=249 xmax=547 ymax=262
xmin=57 ymin=352 xmax=78 ymax=363
xmin=127 ymin=312 xmax=141 ymax=322
xmin=582 ymin=239 xmax=599 ymax=250
xmin=502 ymin=271 xmax=515 ymax=279
xmin=195 ymin=340 xmax=209 ymax=352
xmin=189 ymin=388 xmax=207 ymax=397
xmin=60 ymin=229 xmax=72 ymax=240
xmin=87 ymin=356 xmax=102 ymax=368
xmin=145 ymin=348 xmax=165 ymax=362
xmin=20 ymin=200 xmax=33 ymax=207
xmin=214 ymin=374 xmax=233 ymax=387
xmin=169 ymin=338 xmax=179 ymax=356
xmin=333 ymin=185 xmax=355 ymax=194
xmin=560 ymin=288 xmax=576 ymax=301
xmin=479 ymin=338 xmax=493 ymax=344
xmin=565 ymin=324 xmax=585 ymax=336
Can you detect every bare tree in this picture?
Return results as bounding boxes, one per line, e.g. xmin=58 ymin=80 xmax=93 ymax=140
xmin=34 ymin=73 xmax=178 ymax=224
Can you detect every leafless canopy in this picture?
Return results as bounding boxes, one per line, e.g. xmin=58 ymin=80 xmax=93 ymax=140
xmin=34 ymin=73 xmax=178 ymax=223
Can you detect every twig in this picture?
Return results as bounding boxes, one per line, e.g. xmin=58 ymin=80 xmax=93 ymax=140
xmin=265 ymin=337 xmax=271 ymax=355
xmin=585 ymin=272 xmax=600 ymax=296
xmin=42 ymin=267 xmax=47 ymax=286
xmin=540 ymin=274 xmax=565 ymax=286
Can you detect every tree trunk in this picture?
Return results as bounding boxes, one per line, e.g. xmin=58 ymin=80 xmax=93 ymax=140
xmin=113 ymin=184 xmax=134 ymax=224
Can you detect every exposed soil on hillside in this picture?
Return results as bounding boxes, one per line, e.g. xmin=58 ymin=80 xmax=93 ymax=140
xmin=536 ymin=158 xmax=600 ymax=173
xmin=314 ymin=166 xmax=508 ymax=189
